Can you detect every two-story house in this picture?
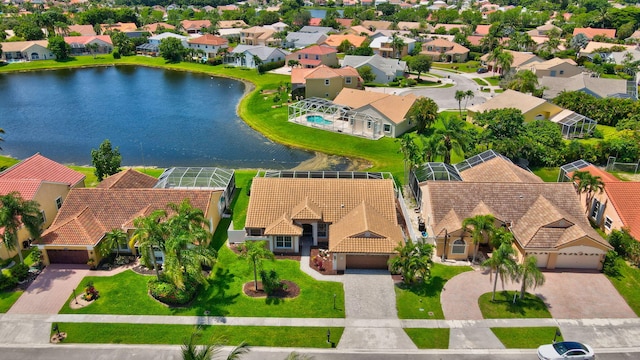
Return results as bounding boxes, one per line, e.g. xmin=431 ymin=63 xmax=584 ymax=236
xmin=285 ymin=45 xmax=338 ymax=68
xmin=420 ymin=38 xmax=470 ymax=62
xmin=291 ymin=65 xmax=362 ymax=99
xmin=240 ymin=26 xmax=280 ymax=47
xmin=187 ymin=34 xmax=228 ymax=58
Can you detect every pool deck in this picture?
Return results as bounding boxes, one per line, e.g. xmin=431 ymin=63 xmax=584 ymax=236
xmin=289 ymin=113 xmax=383 ymax=140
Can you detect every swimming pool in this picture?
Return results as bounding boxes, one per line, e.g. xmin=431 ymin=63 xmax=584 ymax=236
xmin=306 ymin=115 xmax=333 ymax=125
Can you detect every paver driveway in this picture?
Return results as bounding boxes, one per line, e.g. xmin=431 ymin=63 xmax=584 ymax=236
xmin=442 ymin=269 xmax=636 ymax=320
xmin=7 ymin=264 xmax=89 ymax=314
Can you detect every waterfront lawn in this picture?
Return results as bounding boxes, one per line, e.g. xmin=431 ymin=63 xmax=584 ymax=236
xmin=0 ymin=290 xmax=23 ymax=313
xmin=0 ymin=156 xmax=19 ymax=171
xmin=531 ymin=167 xmax=560 ymax=182
xmin=403 ymin=328 xmax=449 ymax=348
xmin=231 ymin=170 xmax=258 ymax=230
xmin=491 ymin=327 xmax=562 ymax=348
xmin=606 ymin=261 xmax=640 ymax=316
xmin=395 ymin=264 xmax=471 ymax=319
xmin=69 ymin=165 xmax=165 ymax=188
xmin=59 ymin=246 xmax=344 ymax=318
xmin=478 ymin=291 xmax=551 ymax=319
xmin=55 ymin=323 xmax=343 ymax=347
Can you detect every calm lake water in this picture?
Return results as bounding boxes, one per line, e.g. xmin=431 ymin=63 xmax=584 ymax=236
xmin=308 ymin=9 xmax=344 ymax=19
xmin=0 ymin=66 xmax=314 ymax=168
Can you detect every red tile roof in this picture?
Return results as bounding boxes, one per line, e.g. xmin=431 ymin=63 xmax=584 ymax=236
xmin=64 ymin=35 xmax=113 ymax=45
xmin=573 ymin=27 xmax=616 ymax=39
xmin=39 ymin=188 xmax=217 ymax=246
xmin=188 ymin=34 xmax=228 ymax=46
xmin=0 ymin=179 xmax=42 ymax=200
xmin=296 ymin=45 xmax=337 ymax=56
xmin=0 ymin=153 xmax=85 ymax=187
xmin=604 ymin=182 xmax=640 ymax=240
xmin=96 ymin=169 xmax=158 ymax=189
xmin=309 ymin=18 xmax=322 ymax=26
xmin=579 ymin=165 xmax=620 ymax=183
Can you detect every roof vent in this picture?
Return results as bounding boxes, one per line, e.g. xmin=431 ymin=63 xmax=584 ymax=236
xmin=340 ymin=204 xmax=345 ymax=208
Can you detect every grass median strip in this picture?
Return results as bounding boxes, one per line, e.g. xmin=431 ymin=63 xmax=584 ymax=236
xmin=403 ymin=328 xmax=449 ymax=348
xmin=491 ymin=327 xmax=563 ymax=348
xmin=54 ymin=323 xmax=344 ymax=347
xmin=478 ymin=291 xmax=551 ymax=319
xmin=0 ymin=290 xmax=23 ymax=313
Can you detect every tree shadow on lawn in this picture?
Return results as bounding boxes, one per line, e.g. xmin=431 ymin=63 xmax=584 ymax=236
xmin=173 ymin=267 xmax=239 ymax=316
xmin=397 ymin=276 xmax=446 ymax=297
xmin=490 ymin=291 xmax=548 ymax=317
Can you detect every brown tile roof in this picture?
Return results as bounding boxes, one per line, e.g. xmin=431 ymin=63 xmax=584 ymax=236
xmin=296 ymin=45 xmax=337 ymax=56
xmin=333 ymin=88 xmax=418 ymax=124
xmin=96 ymin=169 xmax=158 ymax=189
xmin=100 ymin=22 xmax=138 ymax=33
xmin=577 ymin=165 xmax=620 ymax=184
xmin=474 ymin=24 xmax=491 ymax=36
xmin=348 ymin=25 xmax=374 ymax=36
xmin=461 ymin=157 xmax=543 ymax=183
xmin=217 ymin=20 xmax=248 ymax=29
xmin=63 ymin=24 xmax=96 ymax=36
xmin=265 ymin=214 xmax=302 ymax=236
xmin=246 ymin=177 xmax=399 ymax=254
xmin=291 ymin=65 xmax=361 ymax=85
xmin=38 ymin=188 xmax=216 ymax=246
xmin=0 ymin=179 xmax=43 ymax=200
xmin=181 ymin=20 xmax=212 ymax=31
xmin=322 ymin=34 xmax=367 ymax=48
xmin=329 ymin=202 xmax=403 ymax=254
xmin=291 ymin=197 xmax=323 ymax=220
xmin=142 ymin=22 xmax=175 ymax=33
xmin=603 ymin=182 xmax=640 ymax=240
xmin=336 ymin=19 xmax=354 ymax=28
xmin=361 ymin=20 xmax=392 ymax=30
xmin=573 ymin=27 xmax=616 ymax=39
xmin=424 ymin=182 xmax=609 ymax=250
xmin=188 ymin=34 xmax=227 ymax=46
xmin=467 ymin=89 xmax=551 ymax=114
xmin=0 ymin=153 xmax=85 ymax=187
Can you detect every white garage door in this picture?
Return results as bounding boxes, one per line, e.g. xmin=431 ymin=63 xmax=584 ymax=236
xmin=530 ymin=252 xmax=549 ymax=268
xmin=555 ymin=253 xmax=603 ymax=269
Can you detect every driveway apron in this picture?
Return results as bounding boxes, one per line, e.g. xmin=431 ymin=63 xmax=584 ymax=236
xmin=338 ymin=270 xmax=417 ymax=350
xmin=7 ymin=264 xmax=89 ymax=314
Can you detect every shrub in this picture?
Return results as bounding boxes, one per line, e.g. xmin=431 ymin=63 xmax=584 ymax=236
xmin=207 ymin=56 xmax=223 ymax=66
xmin=11 ymin=263 xmax=29 ymax=282
xmin=257 ymin=60 xmax=285 ymax=74
xmin=603 ymin=250 xmax=623 ymax=277
xmin=112 ymin=48 xmax=121 ymax=59
xmin=0 ymin=271 xmax=17 ymax=291
xmin=148 ymin=277 xmax=197 ymax=305
xmin=260 ymin=269 xmax=285 ymax=295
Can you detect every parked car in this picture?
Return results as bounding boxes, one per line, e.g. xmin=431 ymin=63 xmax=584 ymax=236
xmin=476 ymin=67 xmax=488 ymax=74
xmin=537 ymin=341 xmax=595 ymax=360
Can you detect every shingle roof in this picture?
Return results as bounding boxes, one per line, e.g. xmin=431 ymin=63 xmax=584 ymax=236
xmin=0 ymin=153 xmax=85 ymax=187
xmin=341 ymin=54 xmax=406 ymax=77
xmin=0 ymin=179 xmax=43 ymax=200
xmin=333 ymin=88 xmax=418 ymax=124
xmin=96 ymin=169 xmax=158 ymax=189
xmin=540 ymin=74 xmax=629 ymax=99
xmin=460 ymin=156 xmax=543 ymax=183
xmin=38 ymin=188 xmax=216 ymax=246
xmin=0 ymin=40 xmax=49 ymax=52
xmin=424 ymin=182 xmax=609 ymax=250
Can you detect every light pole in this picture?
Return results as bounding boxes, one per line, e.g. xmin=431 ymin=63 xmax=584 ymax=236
xmin=333 ymin=293 xmax=336 ymax=310
xmin=326 ymin=328 xmax=331 ymax=344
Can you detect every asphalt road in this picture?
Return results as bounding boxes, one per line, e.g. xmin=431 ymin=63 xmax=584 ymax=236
xmin=2 ymin=345 xmax=639 ymax=360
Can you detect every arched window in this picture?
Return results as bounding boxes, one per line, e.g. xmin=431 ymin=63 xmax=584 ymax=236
xmin=451 ymin=239 xmax=466 ymax=254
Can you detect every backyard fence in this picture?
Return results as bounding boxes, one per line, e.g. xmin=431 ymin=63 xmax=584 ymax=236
xmin=606 ymin=156 xmax=640 ymax=174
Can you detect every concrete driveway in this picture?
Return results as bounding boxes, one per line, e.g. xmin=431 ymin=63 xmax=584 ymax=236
xmin=442 ymin=270 xmax=636 ymax=320
xmin=7 ymin=264 xmax=89 ymax=314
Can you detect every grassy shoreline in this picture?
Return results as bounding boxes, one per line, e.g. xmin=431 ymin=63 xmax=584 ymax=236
xmin=0 ymin=55 xmax=404 ymax=179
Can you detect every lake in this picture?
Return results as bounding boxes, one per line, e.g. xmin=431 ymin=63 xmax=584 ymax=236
xmin=308 ymin=9 xmax=344 ymax=19
xmin=0 ymin=66 xmax=314 ymax=168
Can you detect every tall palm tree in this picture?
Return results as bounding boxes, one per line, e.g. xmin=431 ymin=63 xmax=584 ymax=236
xmin=398 ymin=133 xmax=422 ymax=186
xmin=463 ymin=90 xmax=474 ymax=109
xmin=181 ymin=331 xmax=250 ymax=360
xmin=239 ymin=240 xmax=275 ymax=291
xmin=0 ymin=192 xmax=43 ymax=263
xmin=462 ymin=214 xmax=496 ymax=263
xmin=517 ymin=255 xmax=545 ymax=300
xmin=571 ymin=170 xmax=605 ymax=209
xmin=419 ymin=134 xmax=443 ymax=163
xmin=435 ymin=115 xmax=470 ymax=164
xmin=482 ymin=232 xmax=517 ymax=301
xmin=390 ymin=33 xmax=405 ymax=59
xmin=454 ymin=90 xmax=466 ymax=117
xmin=496 ymin=50 xmax=514 ymax=76
xmin=101 ymin=228 xmax=128 ymax=258
xmin=486 ymin=46 xmax=503 ymax=76
xmin=130 ymin=210 xmax=168 ymax=280
xmin=0 ymin=127 xmax=5 ymax=150
xmin=164 ymin=229 xmax=217 ymax=289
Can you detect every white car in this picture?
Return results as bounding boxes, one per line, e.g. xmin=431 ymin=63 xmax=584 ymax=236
xmin=537 ymin=341 xmax=595 ymax=360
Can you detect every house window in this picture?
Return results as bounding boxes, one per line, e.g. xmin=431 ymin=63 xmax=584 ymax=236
xmin=298 ymin=55 xmax=302 ymax=59
xmin=590 ymin=199 xmax=601 ymax=220
xmin=367 ymin=120 xmax=372 ymax=129
xmin=40 ymin=210 xmax=46 ymax=224
xmin=325 ymin=79 xmax=330 ymax=86
xmin=451 ymin=239 xmax=466 ymax=254
xmin=384 ymin=124 xmax=391 ymax=133
xmin=345 ymin=77 xmax=352 ymax=84
xmin=325 ymin=93 xmax=329 ymax=98
xmin=275 ymin=236 xmax=292 ymax=248
xmin=317 ymin=223 xmax=328 ymax=237
xmin=559 ymin=70 xmax=564 ymax=75
xmin=248 ymin=228 xmax=262 ymax=236
xmin=55 ymin=197 xmax=63 ymax=210
xmin=315 ymin=55 xmax=319 ymax=60
xmin=604 ymin=216 xmax=613 ymax=230
xmin=305 ymin=54 xmax=308 ymax=59
xmin=550 ymin=70 xmax=556 ymax=77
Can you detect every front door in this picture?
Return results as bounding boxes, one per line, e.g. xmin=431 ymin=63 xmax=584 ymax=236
xmin=302 ymin=224 xmax=313 ymax=237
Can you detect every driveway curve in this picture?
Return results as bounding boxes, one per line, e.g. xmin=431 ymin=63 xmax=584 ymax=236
xmin=442 ymin=270 xmax=636 ymax=320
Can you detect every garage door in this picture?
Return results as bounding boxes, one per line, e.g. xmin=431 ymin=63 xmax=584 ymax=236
xmin=555 ymin=253 xmax=603 ymax=269
xmin=346 ymin=255 xmax=389 ymax=269
xmin=47 ymin=249 xmax=89 ymax=264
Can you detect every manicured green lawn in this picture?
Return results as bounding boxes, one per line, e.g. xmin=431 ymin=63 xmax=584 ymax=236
xmin=531 ymin=167 xmax=560 ymax=182
xmin=395 ymin=263 xmax=471 ymax=319
xmin=0 ymin=156 xmax=19 ymax=170
xmin=55 ymin=322 xmax=343 ymax=347
xmin=404 ymin=328 xmax=450 ymax=348
xmin=231 ymin=170 xmax=258 ymax=230
xmin=59 ymin=247 xmax=344 ymax=318
xmin=478 ymin=291 xmax=551 ymax=319
xmin=606 ymin=261 xmax=640 ymax=316
xmin=0 ymin=290 xmax=23 ymax=313
xmin=433 ymin=61 xmax=481 ymax=73
xmin=68 ymin=165 xmax=164 ymax=188
xmin=472 ymin=78 xmax=488 ymax=86
xmin=485 ymin=76 xmax=501 ymax=86
xmin=491 ymin=327 xmax=562 ymax=348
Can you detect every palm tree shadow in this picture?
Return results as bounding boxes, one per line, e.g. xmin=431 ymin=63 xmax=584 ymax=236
xmin=397 ymin=276 xmax=445 ymax=297
xmin=173 ymin=267 xmax=238 ymax=316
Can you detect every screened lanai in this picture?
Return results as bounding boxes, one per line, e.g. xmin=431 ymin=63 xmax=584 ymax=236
xmin=558 ymin=159 xmax=591 ymax=182
xmin=454 ymin=150 xmax=509 ymax=172
xmin=288 ymin=97 xmax=385 ymax=140
xmin=549 ymin=110 xmax=597 ymax=139
xmin=154 ymin=167 xmax=236 ymax=213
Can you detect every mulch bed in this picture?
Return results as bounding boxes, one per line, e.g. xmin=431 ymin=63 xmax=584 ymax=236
xmin=131 ymin=264 xmax=159 ymax=276
xmin=228 ymin=243 xmax=301 ymax=261
xmin=309 ymin=247 xmax=340 ymax=275
xmin=243 ymin=280 xmax=300 ymax=299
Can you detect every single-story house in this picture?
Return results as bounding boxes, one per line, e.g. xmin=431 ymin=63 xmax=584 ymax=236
xmin=217 ymin=20 xmax=248 ymax=29
xmin=99 ymin=22 xmax=137 ymax=34
xmin=341 ymin=54 xmax=407 ymax=84
xmin=361 ymin=20 xmax=393 ymax=31
xmin=418 ymin=152 xmax=612 ymax=270
xmin=321 ymin=34 xmax=367 ymax=49
xmin=0 ymin=40 xmax=54 ymax=62
xmin=225 ymin=45 xmax=289 ymax=68
xmin=529 ymin=58 xmax=581 ymax=78
xmin=60 ymin=24 xmax=96 ymax=36
xmin=64 ymin=35 xmax=113 ymax=55
xmin=141 ymin=22 xmax=175 ymax=35
xmin=298 ymin=26 xmax=335 ymax=35
xmin=480 ymin=50 xmax=543 ymax=74
xmin=540 ymin=73 xmax=636 ymax=100
xmin=291 ymin=65 xmax=362 ymax=99
xmin=573 ymin=27 xmax=616 ymax=40
xmin=420 ymin=38 xmax=470 ymax=63
xmin=0 ymin=154 xmax=85 ymax=260
xmin=244 ymin=173 xmax=405 ymax=271
xmin=181 ymin=20 xmax=212 ymax=34
xmin=284 ymin=31 xmax=328 ymax=49
xmin=578 ymin=42 xmax=635 ymax=59
xmin=285 ymin=45 xmax=338 ymax=68
xmin=36 ymin=171 xmax=223 ymax=266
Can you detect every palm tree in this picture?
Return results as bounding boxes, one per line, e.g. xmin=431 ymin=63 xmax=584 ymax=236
xmin=571 ymin=170 xmax=605 ymax=209
xmin=486 ymin=46 xmax=503 ymax=75
xmin=85 ymin=43 xmax=100 ymax=58
xmin=388 ymin=239 xmax=433 ymax=285
xmin=482 ymin=231 xmax=517 ymax=301
xmin=505 ymin=70 xmax=539 ymax=94
xmin=0 ymin=192 xmax=43 ymax=263
xmin=435 ymin=115 xmax=470 ymax=164
xmin=398 ymin=133 xmax=423 ymax=186
xmin=0 ymin=128 xmax=4 ymax=150
xmin=239 ymin=240 xmax=275 ymax=291
xmin=181 ymin=331 xmax=250 ymax=360
xmin=407 ymin=97 xmax=439 ymax=133
xmin=462 ymin=214 xmax=496 ymax=264
xmin=454 ymin=90 xmax=466 ymax=117
xmin=419 ymin=134 xmax=443 ymax=163
xmin=517 ymin=255 xmax=545 ymax=300
xmin=463 ymin=90 xmax=474 ymax=109
xmin=496 ymin=50 xmax=514 ymax=76
xmin=130 ymin=210 xmax=168 ymax=280
xmin=101 ymin=228 xmax=128 ymax=258
xmin=252 ymin=55 xmax=263 ymax=68
xmin=390 ymin=33 xmax=405 ymax=58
